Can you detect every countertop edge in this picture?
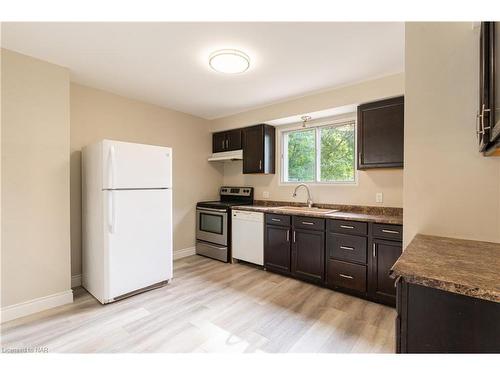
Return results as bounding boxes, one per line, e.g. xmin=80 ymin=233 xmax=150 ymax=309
xmin=390 ymin=269 xmax=500 ymax=303
xmin=390 ymin=234 xmax=500 ymax=304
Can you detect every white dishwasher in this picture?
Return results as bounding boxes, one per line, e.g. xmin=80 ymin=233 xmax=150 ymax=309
xmin=231 ymin=210 xmax=264 ymax=266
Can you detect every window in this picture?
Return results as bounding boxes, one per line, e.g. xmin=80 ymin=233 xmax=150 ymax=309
xmin=282 ymin=120 xmax=356 ymax=184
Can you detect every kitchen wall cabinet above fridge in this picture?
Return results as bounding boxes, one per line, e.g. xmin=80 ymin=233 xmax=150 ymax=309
xmin=210 ymin=124 xmax=276 ymax=174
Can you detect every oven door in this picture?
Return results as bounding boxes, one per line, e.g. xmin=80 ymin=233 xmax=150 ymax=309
xmin=196 ymin=207 xmax=228 ymax=246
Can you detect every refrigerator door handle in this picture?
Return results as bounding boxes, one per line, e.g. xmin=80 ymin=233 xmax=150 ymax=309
xmin=108 ymin=190 xmax=116 ymax=233
xmin=108 ymin=145 xmax=116 ymax=189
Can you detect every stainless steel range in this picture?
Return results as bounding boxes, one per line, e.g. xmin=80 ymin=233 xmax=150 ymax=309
xmin=196 ymin=187 xmax=254 ymax=262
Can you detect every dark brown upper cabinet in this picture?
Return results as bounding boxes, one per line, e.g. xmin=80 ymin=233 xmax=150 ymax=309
xmin=357 ymin=96 xmax=404 ymax=169
xmin=212 ymin=129 xmax=242 ymax=153
xmin=478 ymin=22 xmax=500 ymax=155
xmin=242 ymin=124 xmax=275 ymax=174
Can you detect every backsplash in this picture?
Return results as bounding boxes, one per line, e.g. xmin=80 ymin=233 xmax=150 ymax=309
xmin=222 ymin=160 xmax=404 ymax=208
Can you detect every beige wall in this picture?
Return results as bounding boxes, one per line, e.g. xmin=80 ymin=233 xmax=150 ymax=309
xmin=211 ymin=74 xmax=405 ymax=207
xmin=70 ymin=84 xmax=223 ymax=277
xmin=1 ymin=49 xmax=71 ymax=307
xmin=210 ymin=73 xmax=404 ymax=132
xmin=404 ymin=22 xmax=500 ymax=247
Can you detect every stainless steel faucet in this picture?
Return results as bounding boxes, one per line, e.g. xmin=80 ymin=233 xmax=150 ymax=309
xmin=293 ymin=184 xmax=313 ymax=208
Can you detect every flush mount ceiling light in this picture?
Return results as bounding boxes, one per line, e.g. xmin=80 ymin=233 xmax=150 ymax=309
xmin=209 ymin=49 xmax=250 ymax=74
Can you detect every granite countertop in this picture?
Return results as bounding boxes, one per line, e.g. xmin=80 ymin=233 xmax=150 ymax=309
xmin=232 ymin=200 xmax=403 ymax=225
xmin=391 ymin=234 xmax=500 ymax=303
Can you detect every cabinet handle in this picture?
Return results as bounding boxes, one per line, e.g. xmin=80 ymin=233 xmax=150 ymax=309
xmin=382 ymin=229 xmax=400 ymax=234
xmin=480 ymin=104 xmax=492 ymax=134
xmin=293 ymin=231 xmax=296 ymax=243
xmin=394 ymin=275 xmax=402 ymax=288
xmin=221 ymin=139 xmax=225 ymax=150
xmin=301 ymin=221 xmax=315 ymax=225
xmin=271 ymin=218 xmax=281 ymax=222
xmin=340 ymin=246 xmax=355 ymax=251
xmin=286 ymin=230 xmax=290 ymax=242
xmin=226 ymin=139 xmax=229 ymax=149
xmin=339 ymin=274 xmax=354 ymax=280
xmin=340 ymin=225 xmax=355 ymax=229
xmin=259 ymin=160 xmax=262 ymax=171
xmin=373 ymin=243 xmax=377 ymax=257
xmin=358 ymin=152 xmax=362 ymax=166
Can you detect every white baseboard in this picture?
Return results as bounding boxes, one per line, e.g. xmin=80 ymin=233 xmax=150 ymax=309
xmin=173 ymin=246 xmax=196 ymax=260
xmin=1 ymin=290 xmax=74 ymax=323
xmin=71 ymin=274 xmax=82 ymax=288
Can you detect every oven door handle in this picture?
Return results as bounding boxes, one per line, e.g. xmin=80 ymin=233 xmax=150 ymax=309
xmin=197 ymin=207 xmax=228 ymax=213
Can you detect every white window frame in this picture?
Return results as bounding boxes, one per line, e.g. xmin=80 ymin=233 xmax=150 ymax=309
xmin=279 ymin=116 xmax=358 ymax=186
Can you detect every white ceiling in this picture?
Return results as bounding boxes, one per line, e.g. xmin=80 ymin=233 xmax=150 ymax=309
xmin=1 ymin=22 xmax=404 ymax=120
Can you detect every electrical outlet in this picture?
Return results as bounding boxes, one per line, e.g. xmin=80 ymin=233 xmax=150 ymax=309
xmin=376 ymin=192 xmax=383 ymax=203
xmin=262 ymin=191 xmax=270 ymax=199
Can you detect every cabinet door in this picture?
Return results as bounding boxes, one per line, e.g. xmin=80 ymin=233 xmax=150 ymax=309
xmin=479 ymin=22 xmax=492 ymax=152
xmin=243 ymin=125 xmax=264 ymax=173
xmin=490 ymin=23 xmax=500 ymax=146
xmin=226 ymin=129 xmax=242 ymax=151
xmin=358 ymin=96 xmax=404 ymax=169
xmin=213 ymin=132 xmax=227 ymax=153
xmin=292 ymin=228 xmax=325 ymax=283
xmin=369 ymin=238 xmax=402 ymax=305
xmin=264 ymin=224 xmax=291 ymax=273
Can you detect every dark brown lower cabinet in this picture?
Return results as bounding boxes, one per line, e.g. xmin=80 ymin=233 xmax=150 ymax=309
xmin=327 ymin=260 xmax=367 ymax=293
xmin=370 ymin=238 xmax=403 ymax=305
xmin=292 ymin=228 xmax=325 ymax=283
xmin=264 ymin=214 xmax=403 ymax=307
xmin=264 ymin=224 xmax=291 ymax=274
xmin=396 ymin=278 xmax=500 ymax=353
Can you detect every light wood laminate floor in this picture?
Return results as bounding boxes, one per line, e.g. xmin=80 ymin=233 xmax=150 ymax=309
xmin=1 ymin=255 xmax=396 ymax=353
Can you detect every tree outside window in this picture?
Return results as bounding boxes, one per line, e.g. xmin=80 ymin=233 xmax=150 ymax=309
xmin=282 ymin=121 xmax=356 ymax=184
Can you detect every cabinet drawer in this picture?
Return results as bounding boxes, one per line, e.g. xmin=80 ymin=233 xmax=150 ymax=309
xmin=372 ymin=223 xmax=403 ymax=241
xmin=293 ymin=216 xmax=325 ymax=231
xmin=327 ymin=260 xmax=367 ymax=293
xmin=327 ymin=233 xmax=367 ymax=264
xmin=265 ymin=213 xmax=291 ymax=227
xmin=328 ymin=219 xmax=368 ymax=236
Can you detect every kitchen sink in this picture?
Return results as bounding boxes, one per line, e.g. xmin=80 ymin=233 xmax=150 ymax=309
xmin=275 ymin=206 xmax=339 ymax=214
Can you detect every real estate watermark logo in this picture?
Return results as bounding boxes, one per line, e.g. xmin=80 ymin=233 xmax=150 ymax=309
xmin=2 ymin=346 xmax=49 ymax=353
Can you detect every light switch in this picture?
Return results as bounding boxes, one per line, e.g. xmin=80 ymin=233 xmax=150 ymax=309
xmin=376 ymin=192 xmax=383 ymax=203
xmin=262 ymin=191 xmax=270 ymax=199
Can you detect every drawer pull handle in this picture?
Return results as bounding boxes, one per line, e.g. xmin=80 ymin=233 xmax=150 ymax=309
xmin=340 ymin=225 xmax=355 ymax=229
xmin=301 ymin=221 xmax=315 ymax=225
xmin=339 ymin=274 xmax=354 ymax=280
xmin=340 ymin=246 xmax=355 ymax=251
xmin=271 ymin=218 xmax=281 ymax=222
xmin=382 ymin=229 xmax=400 ymax=234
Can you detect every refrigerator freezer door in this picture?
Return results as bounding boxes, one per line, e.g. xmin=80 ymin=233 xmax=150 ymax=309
xmin=104 ymin=189 xmax=172 ymax=299
xmin=102 ymin=140 xmax=172 ymax=189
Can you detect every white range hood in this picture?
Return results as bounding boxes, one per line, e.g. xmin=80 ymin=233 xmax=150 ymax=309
xmin=208 ymin=149 xmax=243 ymax=162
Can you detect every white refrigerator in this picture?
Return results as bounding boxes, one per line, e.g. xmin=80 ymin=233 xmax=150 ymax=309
xmin=82 ymin=139 xmax=172 ymax=304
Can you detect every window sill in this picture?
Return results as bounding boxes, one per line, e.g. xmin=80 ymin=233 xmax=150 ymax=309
xmin=278 ymin=181 xmax=359 ymax=187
